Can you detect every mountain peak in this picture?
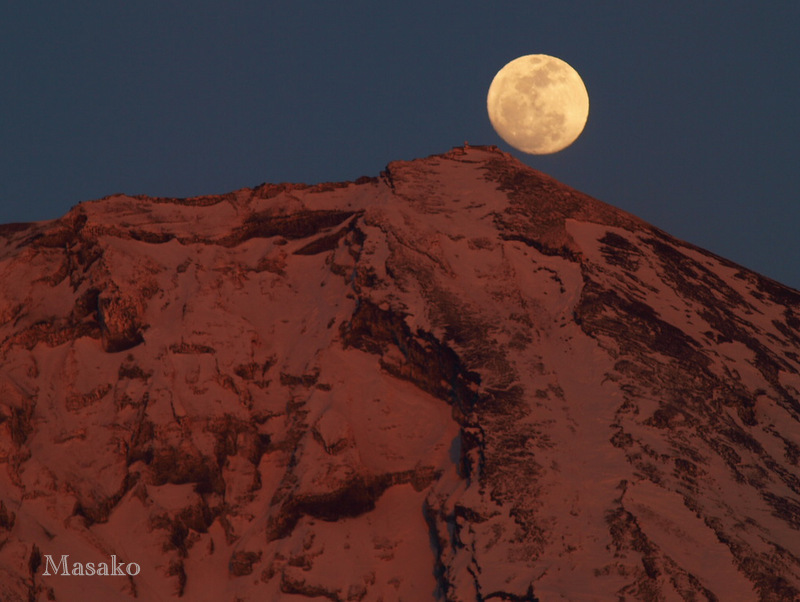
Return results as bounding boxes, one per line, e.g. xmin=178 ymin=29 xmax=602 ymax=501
xmin=1 ymin=148 xmax=799 ymax=600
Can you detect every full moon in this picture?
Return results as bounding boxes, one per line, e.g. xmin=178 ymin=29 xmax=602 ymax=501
xmin=487 ymin=54 xmax=589 ymax=155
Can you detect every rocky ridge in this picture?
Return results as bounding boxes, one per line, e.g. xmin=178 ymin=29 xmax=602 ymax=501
xmin=0 ymin=146 xmax=799 ymax=600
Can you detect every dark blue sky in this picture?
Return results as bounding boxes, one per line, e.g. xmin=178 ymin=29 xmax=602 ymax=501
xmin=3 ymin=2 xmax=799 ymax=288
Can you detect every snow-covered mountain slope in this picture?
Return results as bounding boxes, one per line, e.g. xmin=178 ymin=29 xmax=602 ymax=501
xmin=1 ymin=145 xmax=799 ymax=601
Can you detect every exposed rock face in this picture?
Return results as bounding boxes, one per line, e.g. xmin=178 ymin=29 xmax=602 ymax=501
xmin=0 ymin=146 xmax=799 ymax=601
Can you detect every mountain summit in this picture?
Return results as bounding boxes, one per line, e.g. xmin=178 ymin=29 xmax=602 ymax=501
xmin=1 ymin=146 xmax=799 ymax=601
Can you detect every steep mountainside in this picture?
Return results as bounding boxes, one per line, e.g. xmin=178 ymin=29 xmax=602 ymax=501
xmin=1 ymin=146 xmax=799 ymax=601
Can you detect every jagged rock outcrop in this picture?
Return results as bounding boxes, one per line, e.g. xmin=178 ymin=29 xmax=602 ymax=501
xmin=0 ymin=146 xmax=799 ymax=600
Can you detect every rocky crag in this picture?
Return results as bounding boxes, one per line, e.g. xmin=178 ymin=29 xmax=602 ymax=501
xmin=1 ymin=146 xmax=799 ymax=601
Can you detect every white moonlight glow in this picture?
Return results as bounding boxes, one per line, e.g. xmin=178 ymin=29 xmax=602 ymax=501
xmin=487 ymin=54 xmax=589 ymax=155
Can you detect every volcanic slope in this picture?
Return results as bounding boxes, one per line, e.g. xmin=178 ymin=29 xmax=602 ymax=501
xmin=1 ymin=146 xmax=799 ymax=601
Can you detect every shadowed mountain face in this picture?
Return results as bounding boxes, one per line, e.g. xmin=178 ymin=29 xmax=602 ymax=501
xmin=1 ymin=146 xmax=799 ymax=601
